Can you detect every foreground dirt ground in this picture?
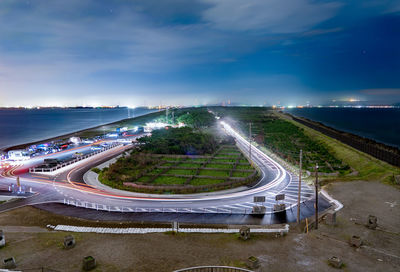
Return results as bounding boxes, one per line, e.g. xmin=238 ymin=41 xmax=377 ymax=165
xmin=0 ymin=180 xmax=399 ymax=272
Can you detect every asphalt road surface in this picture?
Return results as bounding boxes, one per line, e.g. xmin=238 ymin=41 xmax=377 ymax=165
xmin=0 ymin=123 xmax=333 ymax=225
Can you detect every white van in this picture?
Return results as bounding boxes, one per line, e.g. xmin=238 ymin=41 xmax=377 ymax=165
xmin=8 ymin=150 xmax=31 ymax=161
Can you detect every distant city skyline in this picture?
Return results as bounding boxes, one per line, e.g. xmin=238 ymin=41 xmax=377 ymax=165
xmin=0 ymin=0 xmax=399 ymax=107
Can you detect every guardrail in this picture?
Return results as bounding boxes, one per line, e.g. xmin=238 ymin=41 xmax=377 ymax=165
xmin=174 ymin=266 xmax=253 ymax=272
xmin=62 ymin=198 xmax=309 ymax=215
xmin=29 ymin=143 xmax=122 ymax=173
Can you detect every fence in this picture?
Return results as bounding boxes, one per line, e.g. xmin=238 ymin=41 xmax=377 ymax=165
xmin=62 ymin=198 xmax=305 ymax=215
xmin=291 ymin=116 xmax=400 ymax=167
xmin=29 ymin=143 xmax=122 ymax=173
xmin=174 ymin=266 xmax=253 ymax=272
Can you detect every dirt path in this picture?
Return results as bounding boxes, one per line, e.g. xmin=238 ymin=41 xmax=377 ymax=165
xmin=0 ymin=180 xmax=399 ymax=271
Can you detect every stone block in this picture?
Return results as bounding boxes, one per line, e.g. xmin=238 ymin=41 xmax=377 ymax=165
xmin=82 ymin=256 xmax=96 ymax=271
xmin=349 ymin=235 xmax=362 ymax=248
xmin=64 ymin=235 xmax=75 ymax=249
xmin=328 ymin=256 xmax=343 ymax=269
xmin=239 ymin=226 xmax=250 ymax=240
xmin=3 ymin=257 xmax=16 ymax=269
xmin=367 ymin=215 xmax=377 ymax=229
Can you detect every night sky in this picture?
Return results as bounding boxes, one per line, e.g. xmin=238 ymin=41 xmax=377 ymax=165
xmin=0 ymin=0 xmax=399 ymax=107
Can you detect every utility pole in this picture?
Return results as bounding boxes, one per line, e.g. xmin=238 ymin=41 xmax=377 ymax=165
xmin=166 ymin=107 xmax=169 ymax=123
xmin=249 ymin=122 xmax=252 ymax=160
xmin=297 ymin=149 xmax=302 ymax=223
xmin=315 ymin=163 xmax=319 ymax=230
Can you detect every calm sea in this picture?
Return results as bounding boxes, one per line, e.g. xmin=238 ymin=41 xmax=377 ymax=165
xmin=285 ymin=108 xmax=400 ymax=148
xmin=0 ymin=107 xmax=155 ymax=150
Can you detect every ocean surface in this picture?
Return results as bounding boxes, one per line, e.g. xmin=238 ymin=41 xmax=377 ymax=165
xmin=0 ymin=107 xmax=156 ymax=150
xmin=285 ymin=108 xmax=400 ymax=148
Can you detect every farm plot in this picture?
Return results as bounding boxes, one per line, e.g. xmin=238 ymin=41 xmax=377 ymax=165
xmin=99 ymin=144 xmax=259 ymax=194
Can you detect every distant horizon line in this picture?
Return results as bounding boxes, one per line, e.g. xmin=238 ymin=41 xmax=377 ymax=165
xmin=0 ymin=104 xmax=399 ymax=109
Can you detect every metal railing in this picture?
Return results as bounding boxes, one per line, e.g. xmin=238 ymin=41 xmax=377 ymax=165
xmin=62 ymin=198 xmax=311 ymax=215
xmin=174 ymin=266 xmax=253 ymax=272
xmin=29 ymin=143 xmax=122 ymax=173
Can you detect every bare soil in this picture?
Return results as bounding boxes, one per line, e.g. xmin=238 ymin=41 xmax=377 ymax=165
xmin=0 ymin=180 xmax=399 ymax=272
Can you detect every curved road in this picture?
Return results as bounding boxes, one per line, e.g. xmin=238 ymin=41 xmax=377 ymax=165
xmin=0 ymin=122 xmax=333 ymax=224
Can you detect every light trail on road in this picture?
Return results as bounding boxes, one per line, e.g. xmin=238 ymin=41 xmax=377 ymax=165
xmin=0 ymin=121 xmax=330 ymax=222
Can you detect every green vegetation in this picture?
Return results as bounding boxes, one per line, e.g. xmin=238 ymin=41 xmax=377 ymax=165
xmin=278 ymin=112 xmax=400 ymax=182
xmin=98 ymin=143 xmax=258 ymax=194
xmin=154 ymin=107 xmax=216 ymax=128
xmin=152 ymin=176 xmax=187 ymax=185
xmin=206 ymin=163 xmax=233 ymax=169
xmin=178 ymin=162 xmax=201 ymax=168
xmin=101 ymin=154 xmax=158 ymax=184
xmin=211 ymin=158 xmax=236 ymax=163
xmin=176 ymin=108 xmax=215 ymax=128
xmin=199 ymin=170 xmax=230 ymax=177
xmin=165 ymin=169 xmax=197 ymax=175
xmin=91 ymin=167 xmax=101 ymax=174
xmin=138 ymin=127 xmax=218 ymax=155
xmin=212 ymin=106 xmax=349 ymax=174
xmin=236 ymin=164 xmax=253 ymax=170
xmin=190 ymin=178 xmax=225 ymax=186
xmin=232 ymin=171 xmax=251 ymax=177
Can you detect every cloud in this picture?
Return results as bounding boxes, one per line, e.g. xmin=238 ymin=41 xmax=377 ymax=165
xmin=201 ymin=0 xmax=342 ymax=33
xmin=300 ymin=27 xmax=343 ymax=37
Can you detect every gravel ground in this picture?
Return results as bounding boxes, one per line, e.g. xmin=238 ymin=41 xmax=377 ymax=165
xmin=0 ymin=180 xmax=399 ymax=272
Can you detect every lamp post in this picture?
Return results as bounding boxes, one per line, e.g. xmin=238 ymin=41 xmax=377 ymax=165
xmin=249 ymin=122 xmax=252 ymax=161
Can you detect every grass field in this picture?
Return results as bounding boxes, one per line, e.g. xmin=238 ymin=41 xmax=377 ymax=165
xmin=205 ymin=163 xmax=233 ymax=169
xmin=190 ymin=178 xmax=226 ymax=186
xmin=177 ymin=162 xmax=201 ymax=168
xmin=211 ymin=158 xmax=236 ymax=163
xmin=232 ymin=171 xmax=252 ymax=177
xmin=152 ymin=176 xmax=187 ymax=185
xmin=215 ymin=154 xmax=237 ymax=158
xmin=277 ymin=112 xmax=400 ymax=183
xmin=236 ymin=164 xmax=253 ymax=170
xmin=136 ymin=176 xmax=153 ymax=183
xmin=198 ymin=169 xmax=230 ymax=177
xmin=165 ymin=169 xmax=197 ymax=175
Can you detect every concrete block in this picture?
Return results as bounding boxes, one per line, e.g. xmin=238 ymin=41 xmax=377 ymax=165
xmin=0 ymin=230 xmax=5 ymax=248
xmin=246 ymin=256 xmax=260 ymax=269
xmin=3 ymin=257 xmax=16 ymax=269
xmin=367 ymin=215 xmax=377 ymax=229
xmin=273 ymin=203 xmax=286 ymax=212
xmin=63 ymin=235 xmax=75 ymax=249
xmin=252 ymin=205 xmax=266 ymax=214
xmin=349 ymin=235 xmax=362 ymax=248
xmin=328 ymin=256 xmax=343 ymax=269
xmin=239 ymin=226 xmax=250 ymax=240
xmin=325 ymin=211 xmax=337 ymax=225
xmin=82 ymin=256 xmax=96 ymax=271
